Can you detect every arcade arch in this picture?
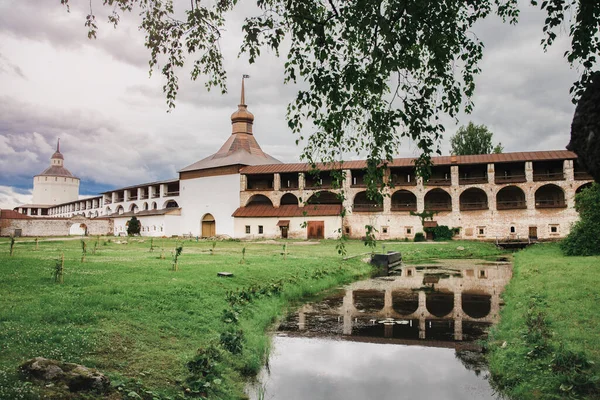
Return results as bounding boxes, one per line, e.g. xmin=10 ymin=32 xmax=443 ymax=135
xmin=535 ymin=184 xmax=566 ymax=208
xmin=459 ymin=188 xmax=488 ymax=211
xmin=280 ymin=193 xmax=299 ymax=205
xmin=246 ymin=194 xmax=273 ymax=207
xmin=496 ymin=186 xmax=526 ymax=210
xmin=307 ymin=191 xmax=342 ymax=205
xmin=576 ymin=182 xmax=593 ymax=194
xmin=424 ymin=188 xmax=452 ymax=211
xmin=391 ymin=190 xmax=417 ymax=211
xmin=164 ymin=200 xmax=179 ymax=209
xmin=353 ymin=191 xmax=383 ymax=212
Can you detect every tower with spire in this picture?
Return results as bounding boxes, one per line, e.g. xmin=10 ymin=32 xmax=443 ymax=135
xmin=32 ymin=139 xmax=80 ymax=205
xmin=179 ymin=75 xmax=280 ymax=173
xmin=176 ymin=76 xmax=281 ymax=236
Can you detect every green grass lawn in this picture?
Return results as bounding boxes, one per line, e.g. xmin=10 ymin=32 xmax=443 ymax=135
xmin=488 ymin=243 xmax=600 ymax=399
xmin=0 ymin=237 xmax=502 ymax=399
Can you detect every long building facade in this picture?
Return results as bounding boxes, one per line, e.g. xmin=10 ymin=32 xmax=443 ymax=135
xmin=8 ymin=82 xmax=594 ymax=240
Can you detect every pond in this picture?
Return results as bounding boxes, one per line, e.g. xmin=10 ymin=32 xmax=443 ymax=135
xmin=249 ymin=258 xmax=512 ymax=400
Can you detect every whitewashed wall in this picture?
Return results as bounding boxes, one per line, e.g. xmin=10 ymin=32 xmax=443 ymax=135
xmin=234 ymin=216 xmax=342 ymax=239
xmin=178 ymin=174 xmax=241 ymax=237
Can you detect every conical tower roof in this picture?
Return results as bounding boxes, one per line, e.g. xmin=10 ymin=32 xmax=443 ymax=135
xmin=180 ymin=76 xmax=281 ymax=172
xmin=36 ymin=139 xmax=77 ymax=178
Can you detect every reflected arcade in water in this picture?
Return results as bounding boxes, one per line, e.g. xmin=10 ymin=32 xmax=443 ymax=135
xmin=279 ymin=258 xmax=512 ymax=345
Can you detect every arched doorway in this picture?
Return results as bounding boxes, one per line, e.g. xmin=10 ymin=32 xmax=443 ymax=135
xmin=69 ymin=223 xmax=88 ymax=236
xmin=201 ymin=213 xmax=216 ymax=238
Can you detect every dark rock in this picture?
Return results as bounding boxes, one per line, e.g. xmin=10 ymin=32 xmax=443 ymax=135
xmin=569 ymin=72 xmax=600 ymax=182
xmin=20 ymin=357 xmax=110 ymax=393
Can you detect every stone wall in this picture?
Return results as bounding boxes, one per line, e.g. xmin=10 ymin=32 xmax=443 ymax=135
xmin=237 ymin=162 xmax=594 ymax=241
xmin=0 ymin=216 xmax=113 ymax=237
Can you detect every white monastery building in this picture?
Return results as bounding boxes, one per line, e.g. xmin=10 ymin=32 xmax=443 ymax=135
xmin=8 ymin=80 xmax=594 ymax=241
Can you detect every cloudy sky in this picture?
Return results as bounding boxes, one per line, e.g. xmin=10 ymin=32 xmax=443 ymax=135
xmin=0 ymin=1 xmax=580 ymax=209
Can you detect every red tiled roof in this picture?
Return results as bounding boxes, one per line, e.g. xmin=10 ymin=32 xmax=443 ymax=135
xmin=232 ymin=204 xmax=342 ymax=217
xmin=240 ymin=150 xmax=578 ymax=174
xmin=0 ymin=209 xmax=32 ymax=219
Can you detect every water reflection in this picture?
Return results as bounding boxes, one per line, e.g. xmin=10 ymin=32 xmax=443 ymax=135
xmin=251 ymin=259 xmax=511 ymax=400
xmin=279 ymin=259 xmax=511 ymax=343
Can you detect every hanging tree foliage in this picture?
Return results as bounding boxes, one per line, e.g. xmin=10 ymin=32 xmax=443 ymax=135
xmin=60 ymin=0 xmax=600 ymax=186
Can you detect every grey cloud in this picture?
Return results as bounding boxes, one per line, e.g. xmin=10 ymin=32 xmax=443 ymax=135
xmin=0 ymin=0 xmax=148 ymax=69
xmin=0 ymin=96 xmax=188 ymax=189
xmin=0 ymin=185 xmax=32 ymax=210
xmin=0 ymin=53 xmax=26 ymax=79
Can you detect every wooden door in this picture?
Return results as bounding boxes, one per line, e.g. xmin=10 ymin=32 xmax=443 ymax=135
xmin=280 ymin=226 xmax=289 ymax=239
xmin=307 ymin=221 xmax=324 ymax=239
xmin=528 ymin=226 xmax=537 ymax=239
xmin=202 ymin=221 xmax=215 ymax=238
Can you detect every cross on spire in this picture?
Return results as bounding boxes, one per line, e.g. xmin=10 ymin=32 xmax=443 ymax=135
xmin=240 ymin=74 xmax=250 ymax=105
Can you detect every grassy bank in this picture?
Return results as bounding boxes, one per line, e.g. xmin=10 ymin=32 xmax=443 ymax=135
xmin=488 ymin=243 xmax=600 ymax=399
xmin=0 ymin=237 xmax=501 ymax=399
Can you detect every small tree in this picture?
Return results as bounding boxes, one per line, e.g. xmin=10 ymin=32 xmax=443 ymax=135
xmin=172 ymin=246 xmax=183 ymax=271
xmin=54 ymin=253 xmax=65 ymax=284
xmin=239 ymin=247 xmax=246 ymax=264
xmin=81 ymin=240 xmax=87 ymax=263
xmin=560 ymin=183 xmax=600 ymax=256
xmin=450 ymin=122 xmax=503 ymax=156
xmin=127 ymin=216 xmax=141 ymax=236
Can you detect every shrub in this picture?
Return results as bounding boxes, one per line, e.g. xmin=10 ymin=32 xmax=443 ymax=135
xmin=414 ymin=232 xmax=425 ymax=242
xmin=185 ymin=344 xmax=223 ymax=396
xmin=561 ymin=183 xmax=600 ymax=256
xmin=127 ymin=216 xmax=141 ymax=236
xmin=423 ymin=225 xmax=457 ymax=241
xmin=220 ymin=329 xmax=244 ymax=354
